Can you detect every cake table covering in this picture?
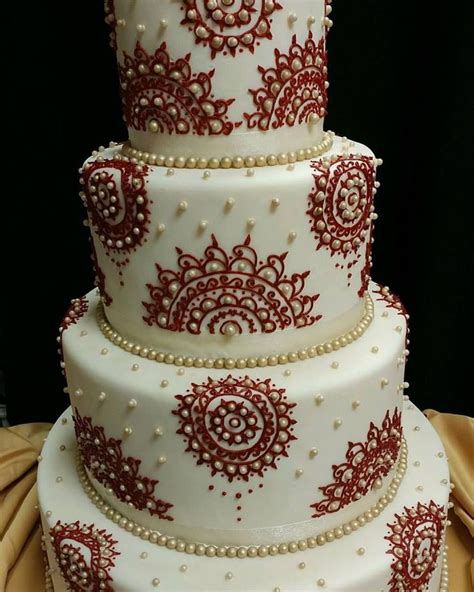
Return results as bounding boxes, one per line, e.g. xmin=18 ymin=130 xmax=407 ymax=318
xmin=0 ymin=411 xmax=472 ymax=592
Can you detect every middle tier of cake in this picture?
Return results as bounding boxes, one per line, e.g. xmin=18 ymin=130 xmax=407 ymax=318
xmin=61 ymin=281 xmax=408 ymax=548
xmin=80 ymin=135 xmax=380 ymax=360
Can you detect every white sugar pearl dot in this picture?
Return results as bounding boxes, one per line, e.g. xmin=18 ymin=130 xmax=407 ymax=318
xmin=288 ymin=231 xmax=297 ymax=241
xmin=136 ymin=24 xmax=146 ymax=33
xmin=56 ymin=476 xmax=63 ymax=483
xmin=315 ymin=394 xmax=325 ymax=405
xmin=157 ymin=223 xmax=166 ymax=233
xmin=124 ymin=427 xmax=133 ymax=436
xmin=334 ymin=418 xmax=343 ymax=429
xmin=179 ymin=565 xmax=187 ymax=572
xmin=128 ymin=399 xmax=137 ymax=409
xmin=317 ymin=579 xmax=326 ymax=587
xmin=74 ymin=388 xmax=83 ymax=397
xmin=271 ymin=197 xmax=280 ymax=208
xmin=154 ymin=427 xmax=163 ymax=437
xmin=98 ymin=392 xmax=107 ymax=402
xmin=101 ymin=348 xmax=108 ymax=355
xmin=352 ymin=400 xmax=361 ymax=409
xmin=225 ymin=572 xmax=233 ymax=580
xmin=226 ymin=197 xmax=235 ymax=208
xmin=357 ymin=547 xmax=365 ymax=555
xmin=132 ymin=364 xmax=140 ymax=371
xmin=140 ymin=552 xmax=148 ymax=559
xmin=199 ymin=220 xmax=208 ymax=230
xmin=295 ymin=468 xmax=304 ymax=477
xmin=158 ymin=456 xmax=167 ymax=464
xmin=331 ymin=361 xmax=339 ymax=369
xmin=161 ymin=380 xmax=169 ymax=388
xmin=309 ymin=448 xmax=318 ymax=458
xmin=299 ymin=562 xmax=306 ymax=569
xmin=152 ymin=578 xmax=160 ymax=587
xmin=160 ymin=19 xmax=168 ymax=28
xmin=371 ymin=346 xmax=379 ymax=353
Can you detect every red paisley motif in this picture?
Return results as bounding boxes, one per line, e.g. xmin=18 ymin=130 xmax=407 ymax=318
xmin=308 ymin=155 xmax=376 ymax=259
xmin=310 ymin=408 xmax=402 ymax=517
xmin=374 ymin=285 xmax=409 ymax=320
xmin=142 ymin=235 xmax=322 ymax=335
xmin=385 ymin=501 xmax=446 ymax=592
xmin=245 ymin=33 xmax=328 ymax=130
xmin=180 ymin=0 xmax=283 ymax=58
xmin=49 ymin=520 xmax=119 ymax=592
xmin=73 ymin=409 xmax=174 ymax=520
xmin=174 ymin=375 xmax=297 ymax=482
xmin=118 ymin=42 xmax=237 ymax=135
xmin=80 ymin=158 xmax=150 ymax=266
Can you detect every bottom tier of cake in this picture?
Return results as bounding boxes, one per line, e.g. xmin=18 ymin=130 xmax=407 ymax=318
xmin=38 ymin=403 xmax=450 ymax=592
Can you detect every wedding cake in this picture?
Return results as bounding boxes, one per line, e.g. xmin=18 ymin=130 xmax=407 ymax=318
xmin=38 ymin=1 xmax=451 ymax=590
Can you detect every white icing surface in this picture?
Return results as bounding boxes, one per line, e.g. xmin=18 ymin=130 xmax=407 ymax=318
xmin=112 ymin=0 xmax=328 ymax=159
xmin=86 ymin=136 xmax=377 ymax=358
xmin=39 ymin=404 xmax=449 ymax=591
xmin=61 ymin=282 xmax=406 ymax=544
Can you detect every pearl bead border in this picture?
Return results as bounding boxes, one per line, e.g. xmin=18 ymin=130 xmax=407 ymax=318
xmin=76 ymin=438 xmax=407 ymax=559
xmin=119 ymin=132 xmax=334 ymax=169
xmin=96 ymin=293 xmax=374 ymax=370
xmin=439 ymin=547 xmax=449 ymax=592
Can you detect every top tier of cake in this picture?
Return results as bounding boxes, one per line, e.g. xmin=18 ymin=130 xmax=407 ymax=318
xmin=107 ymin=0 xmax=331 ymax=161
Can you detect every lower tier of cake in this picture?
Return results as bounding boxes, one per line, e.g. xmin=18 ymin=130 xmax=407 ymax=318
xmin=39 ymin=403 xmax=450 ymax=592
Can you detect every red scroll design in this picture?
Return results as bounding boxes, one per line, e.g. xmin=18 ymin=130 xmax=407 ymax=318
xmin=374 ymin=285 xmax=409 ymax=320
xmin=310 ymin=408 xmax=402 ymax=517
xmin=118 ymin=42 xmax=237 ymax=135
xmin=49 ymin=520 xmax=119 ymax=592
xmin=174 ymin=375 xmax=297 ymax=482
xmin=180 ymin=0 xmax=283 ymax=58
xmin=143 ymin=235 xmax=322 ymax=335
xmin=385 ymin=501 xmax=446 ymax=592
xmin=245 ymin=33 xmax=328 ymax=130
xmin=73 ymin=409 xmax=174 ymax=521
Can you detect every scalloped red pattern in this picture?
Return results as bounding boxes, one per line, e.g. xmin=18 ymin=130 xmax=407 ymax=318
xmin=81 ymin=158 xmax=150 ymax=268
xmin=307 ymin=155 xmax=375 ymax=260
xmin=174 ymin=375 xmax=297 ymax=482
xmin=118 ymin=42 xmax=237 ymax=135
xmin=385 ymin=501 xmax=446 ymax=592
xmin=245 ymin=32 xmax=328 ymax=130
xmin=180 ymin=0 xmax=283 ymax=58
xmin=73 ymin=409 xmax=174 ymax=521
xmin=143 ymin=234 xmax=322 ymax=335
xmin=310 ymin=408 xmax=402 ymax=517
xmin=374 ymin=285 xmax=408 ymax=320
xmin=49 ymin=520 xmax=119 ymax=592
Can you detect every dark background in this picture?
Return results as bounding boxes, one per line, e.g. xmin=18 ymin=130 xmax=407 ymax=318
xmin=4 ymin=2 xmax=473 ymax=424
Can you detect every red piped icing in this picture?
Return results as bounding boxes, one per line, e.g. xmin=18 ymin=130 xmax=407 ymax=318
xmin=90 ymin=238 xmax=113 ymax=307
xmin=118 ymin=42 xmax=237 ymax=135
xmin=180 ymin=0 xmax=283 ymax=58
xmin=310 ymin=408 xmax=402 ymax=517
xmin=143 ymin=234 xmax=321 ymax=335
xmin=80 ymin=159 xmax=150 ymax=268
xmin=60 ymin=298 xmax=89 ymax=333
xmin=245 ymin=33 xmax=327 ymax=131
xmin=385 ymin=501 xmax=446 ymax=592
xmin=73 ymin=409 xmax=174 ymax=521
xmin=173 ymin=375 xmax=297 ymax=482
xmin=374 ymin=285 xmax=409 ymax=320
xmin=49 ymin=520 xmax=119 ymax=592
xmin=307 ymin=155 xmax=376 ymax=259
xmin=358 ymin=227 xmax=373 ymax=297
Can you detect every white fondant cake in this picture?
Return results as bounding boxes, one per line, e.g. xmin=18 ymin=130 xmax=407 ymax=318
xmin=38 ymin=1 xmax=451 ymax=591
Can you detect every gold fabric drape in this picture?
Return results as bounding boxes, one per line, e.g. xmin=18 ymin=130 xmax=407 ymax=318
xmin=0 ymin=413 xmax=472 ymax=591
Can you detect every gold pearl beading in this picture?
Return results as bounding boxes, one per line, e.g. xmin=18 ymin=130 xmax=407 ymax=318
xmin=76 ymin=439 xmax=407 ymax=559
xmin=439 ymin=547 xmax=449 ymax=592
xmin=119 ymin=132 xmax=334 ymax=169
xmin=96 ymin=293 xmax=374 ymax=370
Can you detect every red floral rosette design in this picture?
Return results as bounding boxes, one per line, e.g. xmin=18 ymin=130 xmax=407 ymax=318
xmin=60 ymin=298 xmax=89 ymax=333
xmin=143 ymin=234 xmax=321 ymax=335
xmin=245 ymin=33 xmax=328 ymax=130
xmin=385 ymin=501 xmax=446 ymax=592
xmin=104 ymin=0 xmax=117 ymax=49
xmin=49 ymin=520 xmax=119 ymax=592
xmin=307 ymin=155 xmax=376 ymax=259
xmin=74 ymin=409 xmax=174 ymax=520
xmin=374 ymin=285 xmax=409 ymax=320
xmin=310 ymin=408 xmax=402 ymax=517
xmin=174 ymin=375 xmax=297 ymax=481
xmin=181 ymin=0 xmax=283 ymax=58
xmin=80 ymin=158 xmax=150 ymax=268
xmin=118 ymin=42 xmax=237 ymax=135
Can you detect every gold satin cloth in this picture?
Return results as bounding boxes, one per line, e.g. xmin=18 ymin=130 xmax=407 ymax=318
xmin=0 ymin=412 xmax=472 ymax=591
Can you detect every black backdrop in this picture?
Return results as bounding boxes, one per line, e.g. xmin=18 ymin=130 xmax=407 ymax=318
xmin=4 ymin=1 xmax=473 ymax=424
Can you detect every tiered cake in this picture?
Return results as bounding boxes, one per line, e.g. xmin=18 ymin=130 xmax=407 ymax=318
xmin=38 ymin=2 xmax=451 ymax=590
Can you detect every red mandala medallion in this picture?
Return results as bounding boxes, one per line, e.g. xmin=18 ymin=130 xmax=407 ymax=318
xmin=118 ymin=42 xmax=237 ymax=135
xmin=104 ymin=0 xmax=117 ymax=49
xmin=50 ymin=520 xmax=119 ymax=592
xmin=143 ymin=235 xmax=322 ymax=335
xmin=374 ymin=285 xmax=409 ymax=320
xmin=310 ymin=408 xmax=402 ymax=517
xmin=245 ymin=33 xmax=328 ymax=130
xmin=307 ymin=155 xmax=376 ymax=259
xmin=173 ymin=375 xmax=297 ymax=481
xmin=385 ymin=501 xmax=446 ymax=592
xmin=74 ymin=409 xmax=174 ymax=520
xmin=81 ymin=158 xmax=150 ymax=269
xmin=181 ymin=0 xmax=283 ymax=58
